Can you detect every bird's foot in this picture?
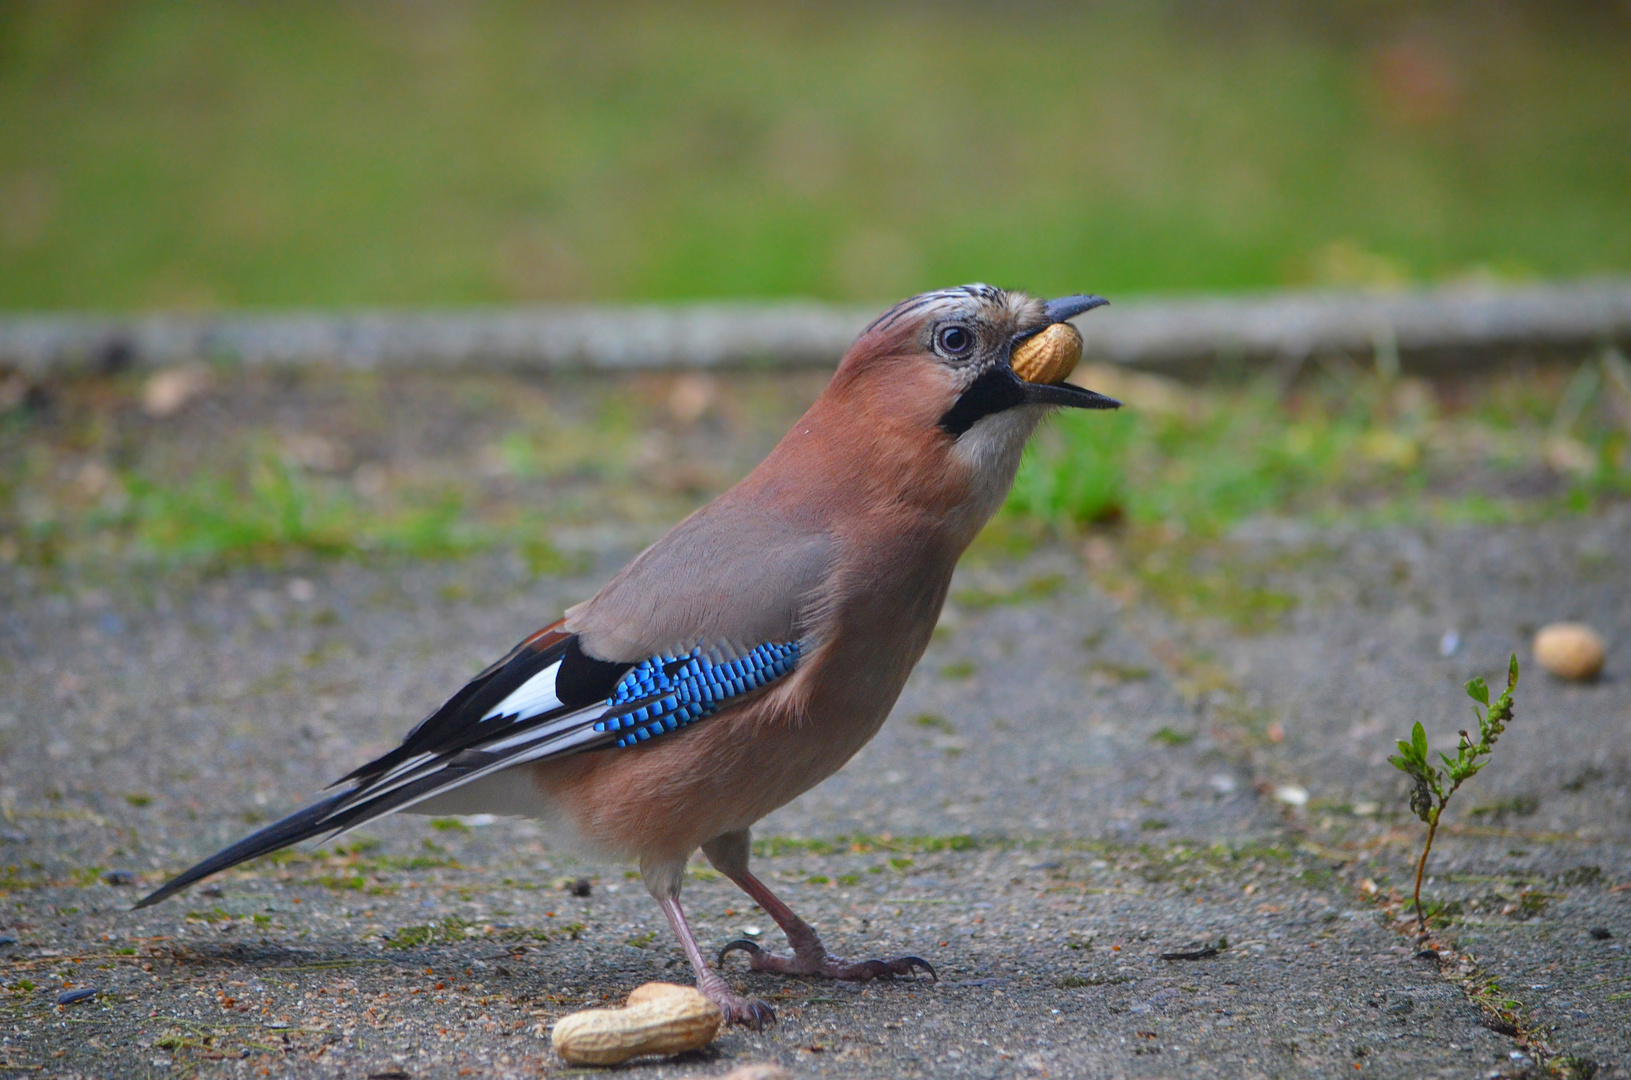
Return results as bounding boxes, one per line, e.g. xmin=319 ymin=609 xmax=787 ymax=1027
xmin=696 ymin=968 xmax=775 ymax=1028
xmin=718 ymin=939 xmax=936 ymax=983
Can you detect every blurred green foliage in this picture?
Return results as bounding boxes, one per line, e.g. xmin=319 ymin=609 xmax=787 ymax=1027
xmin=1007 ymin=358 xmax=1631 ymax=538
xmin=122 ymin=446 xmax=474 ymax=564
xmin=0 ymin=429 xmax=571 ymax=572
xmin=4 ymin=356 xmax=1626 ymax=579
xmin=1 ymin=2 xmax=1628 ymax=309
xmin=994 ymin=351 xmax=1631 ymax=628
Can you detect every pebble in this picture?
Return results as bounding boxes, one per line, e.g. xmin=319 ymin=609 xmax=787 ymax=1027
xmin=1533 ymin=623 xmax=1605 ymax=680
xmin=714 ymin=1066 xmax=794 ymax=1080
xmin=141 ymin=365 xmax=210 ymax=417
xmin=1273 ymin=784 xmax=1309 ymax=807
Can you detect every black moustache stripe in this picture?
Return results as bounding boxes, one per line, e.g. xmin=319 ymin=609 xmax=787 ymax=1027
xmin=938 ymin=367 xmax=1029 ymax=437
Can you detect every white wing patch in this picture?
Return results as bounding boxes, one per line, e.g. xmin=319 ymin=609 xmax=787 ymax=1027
xmin=481 ymin=659 xmax=564 ymax=722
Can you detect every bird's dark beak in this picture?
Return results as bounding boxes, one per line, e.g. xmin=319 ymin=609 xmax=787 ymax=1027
xmin=1020 ymin=293 xmax=1118 ymax=409
xmin=1042 ymin=294 xmax=1109 ymax=324
xmin=1019 ymin=379 xmax=1120 ymax=410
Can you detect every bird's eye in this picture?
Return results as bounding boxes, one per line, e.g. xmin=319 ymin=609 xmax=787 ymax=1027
xmin=936 ymin=324 xmax=974 ymax=357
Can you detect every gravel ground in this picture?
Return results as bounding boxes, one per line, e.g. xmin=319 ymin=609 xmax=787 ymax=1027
xmin=2 ymin=372 xmax=1628 ymax=1079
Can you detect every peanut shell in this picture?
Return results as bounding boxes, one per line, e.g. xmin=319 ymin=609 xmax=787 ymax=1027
xmin=1011 ymin=321 xmax=1083 ymax=385
xmin=551 ymin=982 xmax=723 ymax=1066
xmin=1533 ymin=622 xmax=1605 ymax=681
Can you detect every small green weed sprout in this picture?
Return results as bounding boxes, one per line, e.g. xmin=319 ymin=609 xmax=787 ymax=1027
xmin=1390 ymin=654 xmax=1519 ymax=936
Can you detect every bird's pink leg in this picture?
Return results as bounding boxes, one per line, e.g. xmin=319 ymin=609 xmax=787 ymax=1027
xmin=643 ymin=854 xmax=773 ymax=1026
xmin=704 ymin=831 xmax=936 ymax=983
xmin=657 ymin=894 xmax=775 ymax=1027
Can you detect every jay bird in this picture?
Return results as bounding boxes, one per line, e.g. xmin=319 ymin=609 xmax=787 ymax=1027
xmin=136 ymin=285 xmax=1118 ymax=1024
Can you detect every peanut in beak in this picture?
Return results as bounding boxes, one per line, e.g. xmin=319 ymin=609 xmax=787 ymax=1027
xmin=1010 ymin=321 xmax=1083 ymax=386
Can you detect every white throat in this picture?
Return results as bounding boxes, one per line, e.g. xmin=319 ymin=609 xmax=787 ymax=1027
xmin=947 ymin=404 xmax=1047 ymax=542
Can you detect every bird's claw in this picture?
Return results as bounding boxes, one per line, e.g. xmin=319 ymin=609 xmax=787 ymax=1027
xmin=854 ymin=954 xmax=937 ymax=982
xmin=718 ymin=938 xmax=766 ymax=967
xmin=717 ymin=939 xmax=936 ymax=983
xmin=708 ymin=990 xmax=775 ymax=1028
xmin=736 ymin=996 xmax=777 ymax=1029
xmin=697 ymin=964 xmax=775 ymax=1028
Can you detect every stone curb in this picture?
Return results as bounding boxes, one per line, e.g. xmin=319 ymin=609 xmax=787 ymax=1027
xmin=2 ymin=279 xmax=1628 ymax=378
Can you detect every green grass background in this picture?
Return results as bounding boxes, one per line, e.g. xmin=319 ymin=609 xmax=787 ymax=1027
xmin=2 ymin=2 xmax=1629 ymax=310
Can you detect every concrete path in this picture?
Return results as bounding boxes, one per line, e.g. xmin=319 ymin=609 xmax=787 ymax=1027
xmin=3 ymin=502 xmax=1627 ymax=1079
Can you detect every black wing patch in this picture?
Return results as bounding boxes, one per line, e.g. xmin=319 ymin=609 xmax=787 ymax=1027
xmin=335 ymin=628 xmax=630 ymax=788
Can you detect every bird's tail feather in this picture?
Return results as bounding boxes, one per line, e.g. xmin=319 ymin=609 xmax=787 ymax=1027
xmin=132 ymin=790 xmax=352 ymax=909
xmin=134 ymin=709 xmax=614 ymax=909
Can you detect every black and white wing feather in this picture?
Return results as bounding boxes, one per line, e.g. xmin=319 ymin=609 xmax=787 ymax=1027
xmin=136 ymin=626 xmax=626 ymax=907
xmin=135 ymin=626 xmax=803 ymax=908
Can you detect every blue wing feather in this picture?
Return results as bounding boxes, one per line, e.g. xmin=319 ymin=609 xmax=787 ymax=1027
xmin=596 ymin=642 xmax=803 ymax=747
